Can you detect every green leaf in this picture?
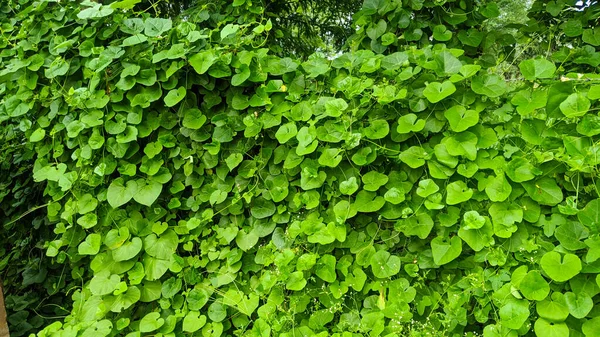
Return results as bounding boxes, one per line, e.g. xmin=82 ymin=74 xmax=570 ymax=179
xmin=111 ymin=0 xmax=143 ymax=10
xmin=315 ymin=255 xmax=337 ymax=283
xmin=45 ymin=57 xmax=69 ymax=78
xmin=583 ymin=316 xmax=600 ymax=336
xmin=139 ymin=312 xmax=164 ymax=332
xmin=225 ymin=153 xmax=244 ymax=171
xmin=384 ymin=187 xmax=405 ymax=204
xmin=275 ymin=122 xmax=298 ymax=144
xmin=579 ymin=199 xmax=600 ymax=230
xmin=353 ymin=190 xmax=385 ymax=212
xmin=536 ymin=292 xmax=569 ymax=322
xmin=236 ymin=230 xmax=258 ymax=251
xmin=423 ymin=81 xmax=456 ymax=103
xmin=397 ymin=114 xmax=425 ymax=134
xmin=77 ymin=194 xmax=98 ymax=214
xmin=458 ymin=217 xmax=493 ymax=251
xmin=397 ymin=214 xmax=434 ymax=239
xmin=107 ymin=178 xmax=138 ymax=208
xmin=577 ymin=114 xmax=600 ymax=136
xmin=318 ymin=148 xmax=343 ymax=168
xmin=540 ymin=251 xmax=581 ymax=282
xmin=458 ymin=29 xmax=483 ymax=47
xmin=435 ymin=51 xmax=461 ymax=75
xmin=189 ymin=50 xmax=216 ymax=74
xmin=534 ymin=319 xmax=569 ymax=337
xmin=164 ymin=86 xmax=186 ymax=107
xmin=462 ymin=211 xmax=485 ymax=229
xmin=589 ymin=85 xmax=600 ymax=100
xmin=112 ymin=237 xmax=143 ymax=262
xmin=564 ymin=292 xmax=593 ymax=319
xmin=583 ymin=27 xmax=600 ymax=46
xmin=485 ymin=173 xmax=512 ymax=202
xmin=144 ymin=18 xmax=172 ymax=37
xmin=511 ymin=89 xmax=547 ymax=116
xmin=78 ymin=3 xmax=114 ymax=19
xmin=223 ymin=290 xmax=259 ymax=316
xmin=78 ymin=233 xmax=102 ymax=255
xmin=188 ymin=287 xmax=210 ymax=310
xmin=519 ymin=271 xmax=549 ymax=301
xmin=416 ymin=179 xmax=439 ymax=198
xmin=362 ymin=120 xmax=389 ymax=139
xmin=519 ymin=59 xmax=556 ymax=81
xmin=220 ymin=24 xmax=239 ymax=39
xmin=446 ymin=181 xmax=472 ymax=205
xmin=324 ymin=98 xmax=348 ymax=117
xmin=471 ymin=74 xmax=507 ymax=98
xmin=560 ymin=93 xmax=590 ymax=118
xmin=432 ymin=25 xmax=452 ymax=41
xmin=562 ymin=19 xmax=583 ymax=37
xmin=29 ymin=128 xmax=45 ymax=142
xmin=251 ymin=198 xmax=276 ymax=219
xmin=340 ymin=177 xmax=359 ymax=195
xmin=431 ymin=236 xmax=462 ymax=265
xmin=370 ymin=250 xmax=401 ymax=278
xmin=210 ymin=190 xmax=227 ymax=205
xmin=77 ymin=213 xmax=98 ymax=229
xmin=144 ymin=230 xmax=178 ymax=260
xmin=362 ymin=171 xmax=388 ymax=191
xmin=122 ymin=34 xmax=148 ymax=46
xmin=208 ymin=302 xmax=227 ymax=322
xmin=182 ymin=108 xmax=207 ymax=129
xmin=381 ymin=52 xmax=408 ymax=70
xmin=506 ymin=157 xmax=539 ymax=182
xmin=286 ymin=271 xmax=307 ymax=291
xmin=499 ymin=299 xmax=529 ymax=329
xmin=183 ymin=311 xmax=207 ymax=333
xmin=489 ymin=202 xmax=523 ymax=228
xmin=89 ymin=271 xmax=121 ymax=296
xmin=133 ymin=179 xmax=162 ymax=206
xmin=522 ymin=178 xmax=563 ymax=206
xmin=399 ymin=146 xmax=428 ymax=168
xmin=443 ymin=132 xmax=478 ymax=160
xmin=555 ymin=222 xmax=588 ymax=250
xmin=444 ymin=106 xmax=479 ymax=132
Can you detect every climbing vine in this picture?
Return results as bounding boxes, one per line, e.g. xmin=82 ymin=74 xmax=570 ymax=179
xmin=2 ymin=0 xmax=600 ymax=336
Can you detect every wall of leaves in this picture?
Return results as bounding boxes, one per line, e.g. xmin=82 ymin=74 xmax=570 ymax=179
xmin=2 ymin=0 xmax=600 ymax=336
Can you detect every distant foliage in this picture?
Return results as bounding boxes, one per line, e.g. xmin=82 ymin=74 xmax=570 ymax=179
xmin=1 ymin=0 xmax=600 ymax=337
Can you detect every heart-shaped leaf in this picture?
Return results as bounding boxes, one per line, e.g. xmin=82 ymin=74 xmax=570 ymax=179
xmin=107 ymin=178 xmax=138 ymax=208
xmin=444 ymin=106 xmax=479 ymax=132
xmin=471 ymin=74 xmax=507 ymax=97
xmin=164 ymin=86 xmax=186 ymax=107
xmin=370 ymin=250 xmax=401 ymax=278
xmin=133 ymin=179 xmax=162 ymax=206
xmin=78 ymin=233 xmax=102 ymax=255
xmin=519 ymin=271 xmax=549 ymax=301
xmin=560 ymin=93 xmax=590 ymax=118
xmin=431 ymin=236 xmax=462 ymax=265
xmin=541 ymin=251 xmax=582 ymax=282
xmin=423 ymin=81 xmax=456 ymax=103
xmin=519 ymin=59 xmax=556 ymax=81
xmin=564 ymin=292 xmax=593 ymax=319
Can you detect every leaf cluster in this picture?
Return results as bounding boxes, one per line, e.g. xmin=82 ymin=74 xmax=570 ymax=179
xmin=1 ymin=1 xmax=600 ymax=337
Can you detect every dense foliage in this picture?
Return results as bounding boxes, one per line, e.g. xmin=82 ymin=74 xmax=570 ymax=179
xmin=2 ymin=0 xmax=600 ymax=336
